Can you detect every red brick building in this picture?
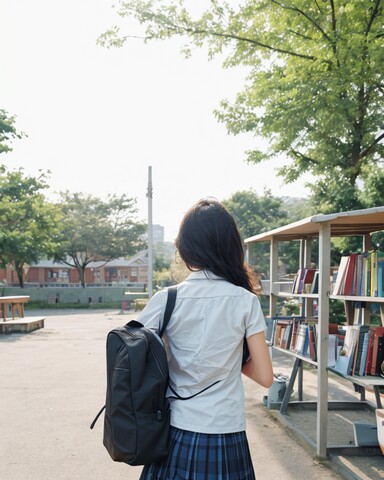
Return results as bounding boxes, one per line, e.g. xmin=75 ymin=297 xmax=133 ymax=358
xmin=0 ymin=251 xmax=148 ymax=287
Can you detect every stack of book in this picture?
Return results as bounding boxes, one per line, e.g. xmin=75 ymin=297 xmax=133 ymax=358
xmin=268 ymin=317 xmax=340 ymax=365
xmin=332 ymin=251 xmax=384 ymax=297
xmin=333 ymin=325 xmax=384 ymax=376
xmin=291 ymin=268 xmax=319 ymax=294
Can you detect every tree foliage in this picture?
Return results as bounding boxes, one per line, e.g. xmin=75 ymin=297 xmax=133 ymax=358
xmin=100 ymin=0 xmax=384 ymax=210
xmin=54 ymin=192 xmax=146 ymax=287
xmin=0 ymin=110 xmax=24 ymax=154
xmin=0 ymin=167 xmax=61 ymax=287
xmin=223 ymin=189 xmax=288 ymax=275
xmin=223 ymin=190 xmax=317 ymax=276
xmin=223 ymin=189 xmax=288 ymax=239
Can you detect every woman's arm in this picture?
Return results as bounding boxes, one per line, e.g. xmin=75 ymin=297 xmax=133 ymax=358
xmin=241 ymin=331 xmax=274 ymax=388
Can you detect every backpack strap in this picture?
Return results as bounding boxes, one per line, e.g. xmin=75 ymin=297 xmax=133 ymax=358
xmin=159 ymin=286 xmax=222 ymax=401
xmin=159 ymin=286 xmax=177 ymax=338
xmin=90 ymin=405 xmax=105 ymax=430
xmin=168 ymin=381 xmax=221 ymax=400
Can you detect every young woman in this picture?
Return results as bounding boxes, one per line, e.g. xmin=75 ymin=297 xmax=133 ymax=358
xmin=138 ymin=197 xmax=274 ymax=480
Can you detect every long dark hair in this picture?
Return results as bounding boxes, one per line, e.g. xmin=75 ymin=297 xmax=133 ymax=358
xmin=175 ymin=198 xmax=258 ymax=293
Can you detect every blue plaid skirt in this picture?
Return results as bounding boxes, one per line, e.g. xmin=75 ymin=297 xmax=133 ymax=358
xmin=140 ymin=427 xmax=256 ymax=480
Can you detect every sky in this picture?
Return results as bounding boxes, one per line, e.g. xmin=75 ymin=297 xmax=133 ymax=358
xmin=1 ymin=0 xmax=310 ymax=242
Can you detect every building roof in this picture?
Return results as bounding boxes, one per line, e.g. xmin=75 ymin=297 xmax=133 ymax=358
xmin=31 ymin=251 xmax=148 ymax=269
xmin=244 ymin=206 xmax=384 ymax=243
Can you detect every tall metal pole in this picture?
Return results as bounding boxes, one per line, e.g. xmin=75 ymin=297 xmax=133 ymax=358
xmin=147 ymin=166 xmax=153 ymax=298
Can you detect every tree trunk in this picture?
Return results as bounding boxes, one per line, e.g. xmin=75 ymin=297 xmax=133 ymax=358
xmin=14 ymin=263 xmax=24 ymax=288
xmin=79 ymin=267 xmax=86 ymax=288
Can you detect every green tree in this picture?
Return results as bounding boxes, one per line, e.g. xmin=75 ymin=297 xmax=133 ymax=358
xmin=223 ymin=190 xmax=316 ymax=276
xmin=223 ymin=189 xmax=288 ymax=239
xmin=223 ymin=189 xmax=289 ymax=276
xmin=100 ymin=1 xmax=384 ymax=210
xmin=0 ymin=167 xmax=61 ymax=287
xmin=0 ymin=110 xmax=24 ymax=154
xmin=54 ymin=192 xmax=146 ymax=287
xmin=282 ymin=196 xmax=314 ymax=224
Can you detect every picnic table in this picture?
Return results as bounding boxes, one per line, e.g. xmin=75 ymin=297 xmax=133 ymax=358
xmin=0 ymin=296 xmax=30 ymax=321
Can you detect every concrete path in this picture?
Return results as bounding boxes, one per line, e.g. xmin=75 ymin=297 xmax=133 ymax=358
xmin=0 ymin=310 xmax=378 ymax=479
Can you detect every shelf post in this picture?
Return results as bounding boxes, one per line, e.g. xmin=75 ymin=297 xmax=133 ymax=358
xmin=317 ymin=221 xmax=331 ymax=458
xmin=304 ymin=238 xmax=314 ymax=317
xmin=270 ymin=237 xmax=279 ymax=316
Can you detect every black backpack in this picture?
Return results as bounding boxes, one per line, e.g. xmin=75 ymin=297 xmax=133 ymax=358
xmin=90 ymin=287 xmax=177 ymax=466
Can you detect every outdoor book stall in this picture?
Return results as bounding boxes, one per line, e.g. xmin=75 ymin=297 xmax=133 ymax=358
xmin=245 ymin=206 xmax=384 ymax=458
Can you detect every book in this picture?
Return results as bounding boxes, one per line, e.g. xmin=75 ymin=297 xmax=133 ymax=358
xmin=308 ymin=324 xmax=317 ymax=361
xmin=300 ymin=268 xmax=317 ymax=293
xmin=281 ymin=322 xmax=289 ymax=349
xmin=270 ymin=318 xmax=296 ymax=347
xmin=360 ymin=252 xmax=368 ymax=296
xmin=273 ymin=324 xmax=283 ymax=347
xmin=265 ymin=319 xmax=275 ymax=343
xmin=290 ymin=319 xmax=300 ymax=352
xmin=351 ymin=325 xmax=369 ymax=375
xmin=332 ymin=256 xmax=349 ymax=295
xmin=294 ymin=324 xmax=308 ymax=355
xmin=302 ymin=325 xmax=310 ymax=356
xmin=353 ymin=301 xmax=363 ymax=325
xmin=329 ymin=323 xmax=339 ymax=335
xmin=334 ymin=326 xmax=360 ymax=375
xmin=370 ymin=250 xmax=378 ymax=297
xmin=355 ymin=254 xmax=363 ymax=296
xmin=343 ymin=253 xmax=357 ymax=295
xmin=376 ymin=337 xmax=384 ymax=376
xmin=294 ymin=269 xmax=306 ymax=293
xmin=358 ymin=331 xmax=370 ymax=376
xmin=310 ymin=270 xmax=319 ymax=294
xmin=285 ymin=322 xmax=293 ymax=350
xmin=377 ymin=251 xmax=384 ymax=297
xmin=291 ymin=274 xmax=299 ymax=294
xmin=365 ymin=252 xmax=372 ymax=296
xmin=371 ymin=327 xmax=384 ymax=375
xmin=366 ymin=326 xmax=381 ymax=375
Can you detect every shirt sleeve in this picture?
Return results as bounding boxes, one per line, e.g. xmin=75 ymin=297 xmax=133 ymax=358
xmin=136 ymin=289 xmax=168 ymax=333
xmin=244 ymin=292 xmax=267 ymax=338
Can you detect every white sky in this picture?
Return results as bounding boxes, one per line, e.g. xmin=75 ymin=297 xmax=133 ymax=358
xmin=1 ymin=0 xmax=310 ymax=242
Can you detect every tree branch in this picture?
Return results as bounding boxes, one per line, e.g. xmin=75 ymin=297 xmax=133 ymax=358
xmin=291 ymin=149 xmax=320 ymax=165
xmin=287 ymin=29 xmax=314 ymax=41
xmin=173 ymin=26 xmax=318 ymax=60
xmin=118 ymin=5 xmax=318 ymax=61
xmin=329 ymin=0 xmax=337 ymax=34
xmin=313 ymin=0 xmax=323 ymax=13
xmin=365 ymin=0 xmax=381 ymax=36
xmin=121 ymin=27 xmax=317 ymax=61
xmin=270 ymin=0 xmax=333 ymax=45
xmin=359 ymin=132 xmax=384 ymax=160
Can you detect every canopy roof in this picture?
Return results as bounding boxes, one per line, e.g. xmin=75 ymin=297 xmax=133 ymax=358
xmin=244 ymin=206 xmax=384 ymax=243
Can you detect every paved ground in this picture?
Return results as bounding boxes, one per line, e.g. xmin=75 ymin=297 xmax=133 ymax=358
xmin=0 ymin=310 xmax=382 ymax=479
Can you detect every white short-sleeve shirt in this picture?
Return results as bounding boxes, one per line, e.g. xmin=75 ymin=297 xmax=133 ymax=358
xmin=137 ymin=270 xmax=266 ymax=434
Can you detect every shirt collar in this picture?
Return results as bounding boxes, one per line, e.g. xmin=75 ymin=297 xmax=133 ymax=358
xmin=186 ymin=270 xmax=224 ymax=281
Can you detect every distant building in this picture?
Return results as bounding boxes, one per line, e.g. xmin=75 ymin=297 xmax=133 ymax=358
xmin=0 ymin=251 xmax=149 ymax=287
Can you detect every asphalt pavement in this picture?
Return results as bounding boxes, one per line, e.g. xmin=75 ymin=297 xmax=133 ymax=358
xmin=0 ymin=310 xmax=382 ymax=480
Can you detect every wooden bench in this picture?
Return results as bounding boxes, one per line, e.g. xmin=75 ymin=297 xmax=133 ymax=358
xmin=0 ymin=296 xmax=30 ymax=321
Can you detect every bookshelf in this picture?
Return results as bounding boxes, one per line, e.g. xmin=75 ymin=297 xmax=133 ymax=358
xmin=245 ymin=206 xmax=384 ymax=458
